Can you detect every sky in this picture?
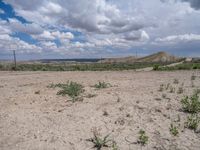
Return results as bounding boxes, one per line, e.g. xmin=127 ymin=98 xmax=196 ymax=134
xmin=0 ymin=0 xmax=200 ymax=60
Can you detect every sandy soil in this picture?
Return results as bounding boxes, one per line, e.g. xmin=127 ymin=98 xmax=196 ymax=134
xmin=0 ymin=71 xmax=200 ymax=150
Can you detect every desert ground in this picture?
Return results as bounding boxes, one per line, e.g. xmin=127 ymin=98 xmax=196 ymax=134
xmin=0 ymin=70 xmax=200 ymax=150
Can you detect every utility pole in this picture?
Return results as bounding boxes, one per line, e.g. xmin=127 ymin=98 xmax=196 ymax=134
xmin=13 ymin=50 xmax=17 ymax=70
xmin=136 ymin=50 xmax=138 ymax=58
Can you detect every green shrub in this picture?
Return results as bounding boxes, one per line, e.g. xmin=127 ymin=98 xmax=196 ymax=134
xmin=169 ymin=124 xmax=179 ymax=136
xmin=49 ymin=81 xmax=84 ymax=102
xmin=181 ymin=93 xmax=200 ymax=113
xmin=185 ymin=114 xmax=200 ymax=131
xmin=153 ymin=64 xmax=160 ymax=71
xmin=87 ymin=133 xmax=111 ymax=150
xmin=138 ymin=130 xmax=149 ymax=146
xmin=111 ymin=141 xmax=118 ymax=150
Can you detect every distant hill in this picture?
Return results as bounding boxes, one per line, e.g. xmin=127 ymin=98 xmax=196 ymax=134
xmin=136 ymin=51 xmax=179 ymax=62
xmin=100 ymin=51 xmax=181 ymax=63
xmin=101 ymin=56 xmax=137 ymax=63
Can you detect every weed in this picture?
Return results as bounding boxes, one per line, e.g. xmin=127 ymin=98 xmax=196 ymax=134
xmin=153 ymin=64 xmax=160 ymax=71
xmin=138 ymin=130 xmax=149 ymax=146
xmin=185 ymin=114 xmax=200 ymax=131
xmin=111 ymin=141 xmax=118 ymax=150
xmin=169 ymin=124 xmax=179 ymax=136
xmin=173 ymin=79 xmax=179 ymax=84
xmin=94 ymin=81 xmax=110 ymax=89
xmin=49 ymin=81 xmax=84 ymax=102
xmin=87 ymin=132 xmax=111 ymax=150
xmin=181 ymin=93 xmax=200 ymax=113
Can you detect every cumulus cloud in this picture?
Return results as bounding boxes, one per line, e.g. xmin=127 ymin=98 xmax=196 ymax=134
xmin=8 ymin=18 xmax=43 ymax=34
xmin=0 ymin=33 xmax=41 ymax=53
xmin=4 ymin=0 xmax=149 ymax=34
xmin=123 ymin=31 xmax=149 ymax=41
xmin=1 ymin=0 xmax=200 ymax=58
xmin=32 ymin=30 xmax=74 ymax=42
xmin=52 ymin=31 xmax=74 ymax=40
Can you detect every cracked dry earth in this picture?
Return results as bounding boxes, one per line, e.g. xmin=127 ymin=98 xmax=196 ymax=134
xmin=0 ymin=71 xmax=200 ymax=150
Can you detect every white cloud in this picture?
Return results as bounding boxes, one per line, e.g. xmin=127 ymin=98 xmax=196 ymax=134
xmin=155 ymin=34 xmax=200 ymax=43
xmin=52 ymin=31 xmax=74 ymax=40
xmin=33 ymin=30 xmax=55 ymax=40
xmin=0 ymin=33 xmax=42 ymax=53
xmin=1 ymin=0 xmax=200 ymax=57
xmin=8 ymin=18 xmax=43 ymax=35
xmin=4 ymin=0 xmax=150 ymax=34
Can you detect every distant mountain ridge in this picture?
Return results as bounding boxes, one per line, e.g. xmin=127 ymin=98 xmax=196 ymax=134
xmin=101 ymin=51 xmax=181 ymax=63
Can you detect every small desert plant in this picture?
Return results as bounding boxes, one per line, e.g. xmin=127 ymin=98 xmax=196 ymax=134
xmin=181 ymin=93 xmax=200 ymax=113
xmin=138 ymin=130 xmax=149 ymax=146
xmin=177 ymin=87 xmax=184 ymax=94
xmin=185 ymin=114 xmax=200 ymax=131
xmin=111 ymin=141 xmax=118 ymax=150
xmin=94 ymin=81 xmax=110 ymax=89
xmin=87 ymin=132 xmax=111 ymax=150
xmin=169 ymin=124 xmax=179 ymax=136
xmin=57 ymin=82 xmax=84 ymax=98
xmin=173 ymin=79 xmax=179 ymax=84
